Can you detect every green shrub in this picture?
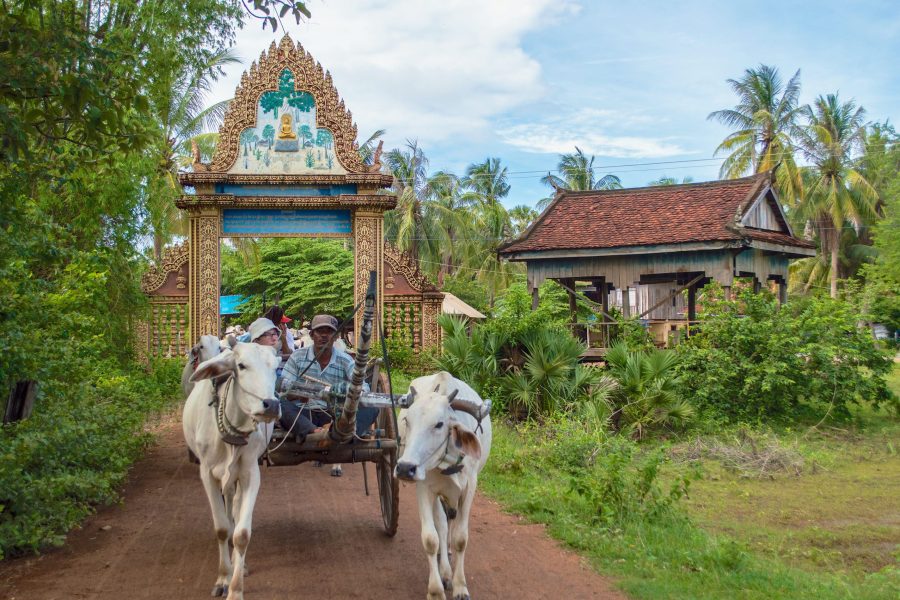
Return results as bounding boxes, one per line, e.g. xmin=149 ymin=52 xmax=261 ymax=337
xmin=676 ymin=283 xmax=896 ymax=421
xmin=0 ymin=358 xmax=181 ymax=559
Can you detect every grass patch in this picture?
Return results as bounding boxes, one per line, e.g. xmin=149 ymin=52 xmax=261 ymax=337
xmin=481 ymin=420 xmax=899 ymax=599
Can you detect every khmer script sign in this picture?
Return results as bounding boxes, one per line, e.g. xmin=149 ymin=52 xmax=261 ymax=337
xmin=222 ymin=209 xmax=352 ymax=236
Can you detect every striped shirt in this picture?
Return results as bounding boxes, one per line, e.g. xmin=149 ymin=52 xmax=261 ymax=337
xmin=279 ymin=346 xmax=368 ymax=411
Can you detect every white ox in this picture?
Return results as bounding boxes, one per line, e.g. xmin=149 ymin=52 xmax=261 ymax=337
xmin=182 ymin=335 xmax=222 ymax=398
xmin=397 ymin=372 xmax=492 ymax=600
xmin=183 ymin=343 xmax=281 ymax=599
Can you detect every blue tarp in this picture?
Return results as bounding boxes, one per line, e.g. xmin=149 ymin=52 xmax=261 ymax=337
xmin=220 ymin=295 xmax=247 ymax=315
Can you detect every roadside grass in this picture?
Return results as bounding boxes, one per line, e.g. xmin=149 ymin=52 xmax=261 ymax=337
xmin=481 ymin=423 xmax=899 ymax=599
xmin=393 ymin=362 xmax=899 ymax=597
xmin=666 ymin=365 xmax=900 ymax=578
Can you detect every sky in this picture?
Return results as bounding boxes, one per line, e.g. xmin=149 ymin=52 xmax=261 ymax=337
xmin=208 ymin=0 xmax=900 ymax=209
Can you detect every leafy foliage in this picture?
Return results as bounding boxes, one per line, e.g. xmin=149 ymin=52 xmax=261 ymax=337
xmin=224 ymin=238 xmax=355 ymax=323
xmin=676 ymin=284 xmax=895 ymax=421
xmin=0 ymin=359 xmax=182 ymax=558
xmin=602 ymin=343 xmax=694 ymax=439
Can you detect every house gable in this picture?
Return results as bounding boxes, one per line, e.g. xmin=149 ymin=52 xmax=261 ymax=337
xmin=740 ymin=188 xmax=793 ymax=235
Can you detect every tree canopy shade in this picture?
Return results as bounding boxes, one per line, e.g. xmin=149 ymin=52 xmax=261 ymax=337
xmin=0 ymin=0 xmax=242 ymax=392
xmin=222 ymin=238 xmax=355 ymax=323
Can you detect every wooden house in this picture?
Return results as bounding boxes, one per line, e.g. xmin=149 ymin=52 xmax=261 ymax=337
xmin=498 ymin=173 xmax=815 ymax=352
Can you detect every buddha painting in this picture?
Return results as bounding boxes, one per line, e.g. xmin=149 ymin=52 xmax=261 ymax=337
xmin=274 ymin=113 xmax=300 ymax=152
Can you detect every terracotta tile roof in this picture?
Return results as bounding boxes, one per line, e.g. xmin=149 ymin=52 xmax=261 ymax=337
xmin=742 ymin=227 xmax=815 ymax=248
xmin=499 ymin=173 xmax=811 ymax=254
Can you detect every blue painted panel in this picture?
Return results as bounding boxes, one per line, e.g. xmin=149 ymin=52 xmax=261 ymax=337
xmin=220 ymin=295 xmax=247 ymax=315
xmin=216 ymin=184 xmax=357 ymax=196
xmin=222 ymin=209 xmax=351 ymax=235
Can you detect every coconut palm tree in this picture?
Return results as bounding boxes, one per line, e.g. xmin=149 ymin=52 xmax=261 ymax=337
xmin=647 ymin=175 xmax=694 ymax=186
xmin=509 ymin=205 xmax=539 ymax=236
xmin=794 ymin=94 xmax=878 ymax=298
xmin=462 ymin=157 xmax=510 ymax=206
xmin=148 ymin=48 xmax=241 ymax=260
xmin=541 ymin=147 xmax=622 ymax=193
xmin=425 ymin=170 xmax=474 ymax=284
xmin=384 ymin=140 xmax=433 ymax=263
xmin=537 ymin=147 xmax=621 ymax=211
xmin=708 ymin=64 xmax=804 ymax=204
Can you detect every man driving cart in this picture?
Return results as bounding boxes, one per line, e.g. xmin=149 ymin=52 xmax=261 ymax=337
xmin=277 ymin=314 xmax=381 ymax=475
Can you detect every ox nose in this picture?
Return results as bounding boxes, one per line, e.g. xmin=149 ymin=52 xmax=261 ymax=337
xmin=396 ymin=462 xmax=417 ymax=481
xmin=261 ymin=399 xmax=280 ymax=417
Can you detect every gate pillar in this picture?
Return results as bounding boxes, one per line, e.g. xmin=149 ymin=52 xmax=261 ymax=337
xmin=353 ymin=209 xmax=384 ymax=344
xmin=189 ymin=208 xmax=220 ymax=341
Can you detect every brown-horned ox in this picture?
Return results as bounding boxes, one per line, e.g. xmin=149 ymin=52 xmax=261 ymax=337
xmin=183 ymin=343 xmax=281 ymax=599
xmin=396 ymin=371 xmax=492 ymax=600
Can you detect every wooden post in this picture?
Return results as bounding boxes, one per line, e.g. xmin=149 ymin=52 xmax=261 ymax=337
xmin=566 ymin=278 xmax=577 ymax=323
xmin=600 ymin=278 xmax=610 ymax=347
xmin=723 ymin=286 xmax=732 ymax=301
xmin=623 ymin=286 xmax=631 ymax=318
xmin=778 ymin=280 xmax=787 ymax=305
xmin=531 ymin=285 xmax=539 ymax=310
xmin=687 ymin=283 xmax=697 ymax=321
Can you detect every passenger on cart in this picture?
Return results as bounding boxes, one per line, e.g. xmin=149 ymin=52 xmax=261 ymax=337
xmin=278 ymin=314 xmax=380 ymax=475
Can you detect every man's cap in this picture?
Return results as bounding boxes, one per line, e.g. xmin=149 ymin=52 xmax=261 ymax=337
xmin=249 ymin=317 xmax=278 ymax=342
xmin=310 ymin=314 xmax=339 ymax=331
xmin=281 ymin=315 xmax=292 ymax=323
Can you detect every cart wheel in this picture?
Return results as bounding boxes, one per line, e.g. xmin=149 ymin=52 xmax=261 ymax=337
xmin=376 ymin=406 xmax=400 ymax=537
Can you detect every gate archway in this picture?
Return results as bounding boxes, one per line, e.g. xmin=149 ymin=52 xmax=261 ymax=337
xmin=175 ymin=35 xmax=395 ymax=345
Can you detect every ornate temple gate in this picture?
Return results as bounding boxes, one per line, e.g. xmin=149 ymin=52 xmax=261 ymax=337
xmin=137 ymin=37 xmax=447 ymax=356
xmin=383 ymin=243 xmax=444 ymax=351
xmin=138 ymin=242 xmax=190 ymax=360
xmin=174 ymin=36 xmax=396 ymax=345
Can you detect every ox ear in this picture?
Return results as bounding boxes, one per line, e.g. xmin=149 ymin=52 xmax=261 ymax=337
xmin=189 ymin=344 xmax=200 ymax=360
xmin=450 ymin=424 xmax=481 ymax=460
xmin=226 ymin=334 xmax=238 ymax=349
xmin=190 ymin=352 xmax=236 ymax=382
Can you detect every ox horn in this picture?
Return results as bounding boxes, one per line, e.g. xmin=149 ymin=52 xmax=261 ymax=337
xmin=449 ymin=395 xmax=490 ymax=421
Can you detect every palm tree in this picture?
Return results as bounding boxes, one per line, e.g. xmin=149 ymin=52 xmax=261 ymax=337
xmin=708 ymin=64 xmax=803 ymax=204
xmin=460 ymin=157 xmax=518 ymax=307
xmin=509 ymin=205 xmax=539 ymax=236
xmin=647 ymin=175 xmax=694 ymax=186
xmin=794 ymin=94 xmax=878 ymax=297
xmin=425 ymin=171 xmax=474 ymax=284
xmin=148 ymin=48 xmax=241 ymax=260
xmin=384 ymin=140 xmax=432 ymax=262
xmin=541 ymin=147 xmax=622 ymax=192
xmin=462 ymin=157 xmax=510 ymax=206
xmin=601 ymin=342 xmax=693 ymax=439
xmin=538 ymin=147 xmax=621 ymax=211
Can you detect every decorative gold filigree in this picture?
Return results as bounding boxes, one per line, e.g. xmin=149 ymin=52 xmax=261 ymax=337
xmin=190 ymin=215 xmax=220 ymax=340
xmin=422 ymin=295 xmax=444 ymax=351
xmin=141 ymin=242 xmax=190 ymax=294
xmin=210 ymin=35 xmax=366 ymax=174
xmin=384 ymin=243 xmax=438 ymax=293
xmin=354 ymin=213 xmax=383 ymax=343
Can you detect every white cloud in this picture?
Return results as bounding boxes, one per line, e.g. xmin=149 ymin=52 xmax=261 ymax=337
xmin=212 ymin=0 xmax=578 ymax=148
xmin=497 ymin=107 xmax=689 ymax=158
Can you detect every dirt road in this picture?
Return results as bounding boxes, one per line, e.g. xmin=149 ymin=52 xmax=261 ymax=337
xmin=0 ymin=420 xmax=624 ymax=599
